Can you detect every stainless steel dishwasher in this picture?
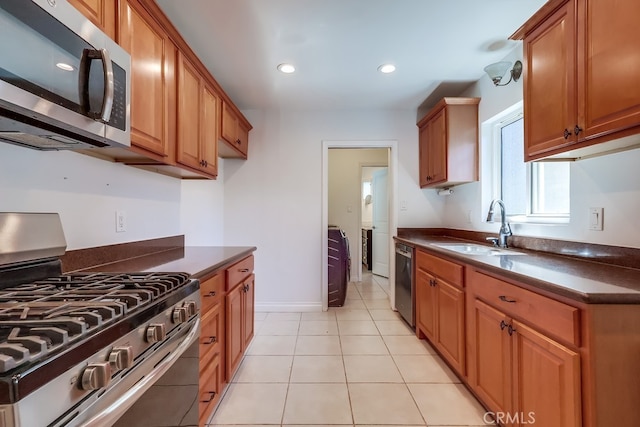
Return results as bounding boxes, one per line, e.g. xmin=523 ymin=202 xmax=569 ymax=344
xmin=395 ymin=242 xmax=414 ymax=327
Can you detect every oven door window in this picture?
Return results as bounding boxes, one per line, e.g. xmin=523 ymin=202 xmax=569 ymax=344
xmin=0 ymin=0 xmax=113 ymax=121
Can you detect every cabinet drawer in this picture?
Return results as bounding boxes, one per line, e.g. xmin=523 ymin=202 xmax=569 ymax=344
xmin=199 ymin=352 xmax=221 ymax=425
xmin=200 ymin=302 xmax=222 ymax=367
xmin=226 ymin=255 xmax=254 ymax=290
xmin=416 ymin=249 xmax=463 ymax=288
xmin=469 ymin=270 xmax=580 ymax=346
xmin=201 ymin=273 xmax=224 ymax=314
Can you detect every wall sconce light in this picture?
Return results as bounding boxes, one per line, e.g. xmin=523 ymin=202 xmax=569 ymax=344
xmin=484 ymin=60 xmax=523 ymax=86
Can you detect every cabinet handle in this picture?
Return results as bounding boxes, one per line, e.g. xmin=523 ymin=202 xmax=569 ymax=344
xmin=507 ymin=324 xmax=517 ymax=336
xmin=243 ymin=284 xmax=250 ymax=292
xmin=499 ymin=295 xmax=516 ymax=303
xmin=204 ymin=160 xmax=208 ymax=167
xmin=574 ymin=125 xmax=583 ymax=136
xmin=563 ymin=128 xmax=571 ymax=139
xmin=201 ymin=391 xmax=216 ymax=403
xmin=239 ymin=268 xmax=250 ymax=273
xmin=203 ymin=336 xmax=217 ymax=345
xmin=204 ymin=291 xmax=217 ymax=297
xmin=500 ymin=320 xmax=508 ymax=330
xmin=236 ymin=138 xmax=241 ymax=144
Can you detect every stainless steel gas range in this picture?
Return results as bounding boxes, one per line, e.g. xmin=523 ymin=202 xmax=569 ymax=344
xmin=0 ymin=213 xmax=200 ymax=426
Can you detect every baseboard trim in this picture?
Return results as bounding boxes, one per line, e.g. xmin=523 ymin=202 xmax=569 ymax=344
xmin=255 ymin=302 xmax=323 ymax=312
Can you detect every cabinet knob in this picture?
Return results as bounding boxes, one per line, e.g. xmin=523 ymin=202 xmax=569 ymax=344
xmin=236 ymin=138 xmax=241 ymax=144
xmin=203 ymin=336 xmax=217 ymax=345
xmin=204 ymin=290 xmax=217 ymax=297
xmin=574 ymin=125 xmax=583 ymax=136
xmin=563 ymin=128 xmax=571 ymax=139
xmin=204 ymin=160 xmax=208 ymax=167
xmin=499 ymin=295 xmax=516 ymax=303
xmin=201 ymin=391 xmax=216 ymax=403
xmin=239 ymin=268 xmax=250 ymax=273
xmin=507 ymin=324 xmax=517 ymax=336
xmin=500 ymin=320 xmax=508 ymax=330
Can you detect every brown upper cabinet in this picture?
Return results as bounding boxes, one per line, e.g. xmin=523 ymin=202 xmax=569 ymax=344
xmin=177 ymin=53 xmax=219 ymax=178
xmin=67 ymin=0 xmax=116 ymax=40
xmin=417 ymin=97 xmax=480 ymax=189
xmin=514 ymin=0 xmax=640 ymax=161
xmin=119 ymin=0 xmax=176 ymax=161
xmin=69 ymin=0 xmax=252 ymax=179
xmin=220 ymin=101 xmax=250 ymax=159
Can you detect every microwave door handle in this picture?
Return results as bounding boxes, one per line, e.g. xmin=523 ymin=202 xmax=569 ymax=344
xmin=98 ymin=48 xmax=114 ymax=123
xmin=78 ymin=48 xmax=114 ymax=123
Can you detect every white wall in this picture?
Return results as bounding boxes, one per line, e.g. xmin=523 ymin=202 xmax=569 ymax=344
xmin=0 ymin=143 xmax=183 ymax=249
xmin=223 ymin=109 xmax=445 ymax=311
xmin=328 ymin=149 xmax=388 ymax=279
xmin=442 ymin=46 xmax=640 ymax=249
xmin=180 ymin=163 xmax=225 ymax=246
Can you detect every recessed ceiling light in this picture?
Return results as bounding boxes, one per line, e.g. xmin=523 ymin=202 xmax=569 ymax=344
xmin=56 ymin=62 xmax=75 ymax=71
xmin=277 ymin=63 xmax=296 ymax=74
xmin=378 ymin=64 xmax=396 ymax=74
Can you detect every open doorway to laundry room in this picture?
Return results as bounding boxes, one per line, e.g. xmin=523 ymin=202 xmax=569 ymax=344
xmin=322 ymin=141 xmax=398 ymax=312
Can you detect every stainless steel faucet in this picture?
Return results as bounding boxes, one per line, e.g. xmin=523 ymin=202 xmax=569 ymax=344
xmin=486 ymin=199 xmax=512 ymax=248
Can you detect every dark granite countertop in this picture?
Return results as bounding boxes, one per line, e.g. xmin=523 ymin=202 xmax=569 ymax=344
xmin=81 ymin=246 xmax=256 ymax=280
xmin=395 ymin=234 xmax=640 ymax=304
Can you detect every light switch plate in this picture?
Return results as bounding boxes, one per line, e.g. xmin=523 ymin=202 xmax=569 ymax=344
xmin=588 ymin=207 xmax=603 ymax=231
xmin=116 ymin=210 xmax=127 ymax=233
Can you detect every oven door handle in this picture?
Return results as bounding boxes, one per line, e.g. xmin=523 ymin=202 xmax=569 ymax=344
xmin=79 ymin=318 xmax=200 ymax=427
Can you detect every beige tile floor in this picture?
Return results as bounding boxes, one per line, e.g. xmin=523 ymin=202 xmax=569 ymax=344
xmin=208 ymin=269 xmax=489 ymax=427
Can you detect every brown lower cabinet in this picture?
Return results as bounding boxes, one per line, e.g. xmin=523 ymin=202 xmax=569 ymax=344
xmin=415 ymin=250 xmax=465 ymax=375
xmin=414 ymin=249 xmax=640 ymax=427
xmin=198 ymin=254 xmax=255 ymax=426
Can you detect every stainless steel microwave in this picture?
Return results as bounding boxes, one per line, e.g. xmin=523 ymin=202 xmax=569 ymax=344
xmin=0 ymin=0 xmax=130 ymax=150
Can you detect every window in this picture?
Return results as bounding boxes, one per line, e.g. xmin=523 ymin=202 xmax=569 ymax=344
xmin=495 ymin=113 xmax=570 ymax=221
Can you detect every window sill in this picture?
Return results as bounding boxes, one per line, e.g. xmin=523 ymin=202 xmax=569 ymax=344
xmin=504 ymin=215 xmax=570 ymax=226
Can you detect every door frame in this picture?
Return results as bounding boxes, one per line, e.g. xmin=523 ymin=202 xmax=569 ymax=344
xmin=321 ymin=140 xmax=398 ymax=311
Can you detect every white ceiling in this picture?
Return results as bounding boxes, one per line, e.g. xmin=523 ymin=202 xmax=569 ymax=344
xmin=155 ymin=0 xmax=547 ymax=111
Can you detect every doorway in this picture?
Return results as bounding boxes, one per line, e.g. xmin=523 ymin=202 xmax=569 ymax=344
xmin=322 ymin=140 xmax=398 ymax=312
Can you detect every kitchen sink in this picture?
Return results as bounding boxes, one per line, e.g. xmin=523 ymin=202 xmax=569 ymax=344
xmin=432 ymin=243 xmax=526 ymax=256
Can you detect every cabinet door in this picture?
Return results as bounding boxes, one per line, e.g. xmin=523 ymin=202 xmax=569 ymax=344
xmin=579 ymin=0 xmax=640 ymax=140
xmin=200 ymin=302 xmax=222 ymax=368
xmin=177 ymin=54 xmax=202 ymax=170
xmin=68 ymin=0 xmax=116 ymax=39
xmin=524 ymin=0 xmax=578 ymax=160
xmin=225 ymin=283 xmax=244 ymax=381
xmin=469 ymin=298 xmax=513 ymax=417
xmin=201 ymin=85 xmax=219 ymax=176
xmin=242 ymin=274 xmax=255 ymax=350
xmin=221 ymin=102 xmax=238 ymax=145
xmin=418 ymin=122 xmax=430 ymax=187
xmin=120 ymin=1 xmax=174 ymax=157
xmin=416 ymin=269 xmax=437 ymax=342
xmin=199 ymin=352 xmax=221 ymax=426
xmin=428 ymin=109 xmax=447 ymax=185
xmin=436 ymin=279 xmax=465 ymax=375
xmin=512 ymin=320 xmax=581 ymax=427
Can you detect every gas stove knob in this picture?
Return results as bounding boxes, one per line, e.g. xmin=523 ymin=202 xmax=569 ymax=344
xmin=109 ymin=346 xmax=133 ymax=370
xmin=146 ymin=323 xmax=166 ymax=343
xmin=172 ymin=306 xmax=188 ymax=324
xmin=184 ymin=300 xmax=198 ymax=317
xmin=81 ymin=362 xmax=111 ymax=390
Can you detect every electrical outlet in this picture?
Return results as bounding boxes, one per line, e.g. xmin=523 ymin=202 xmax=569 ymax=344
xmin=400 ymin=200 xmax=408 ymax=211
xmin=116 ymin=211 xmax=126 ymax=232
